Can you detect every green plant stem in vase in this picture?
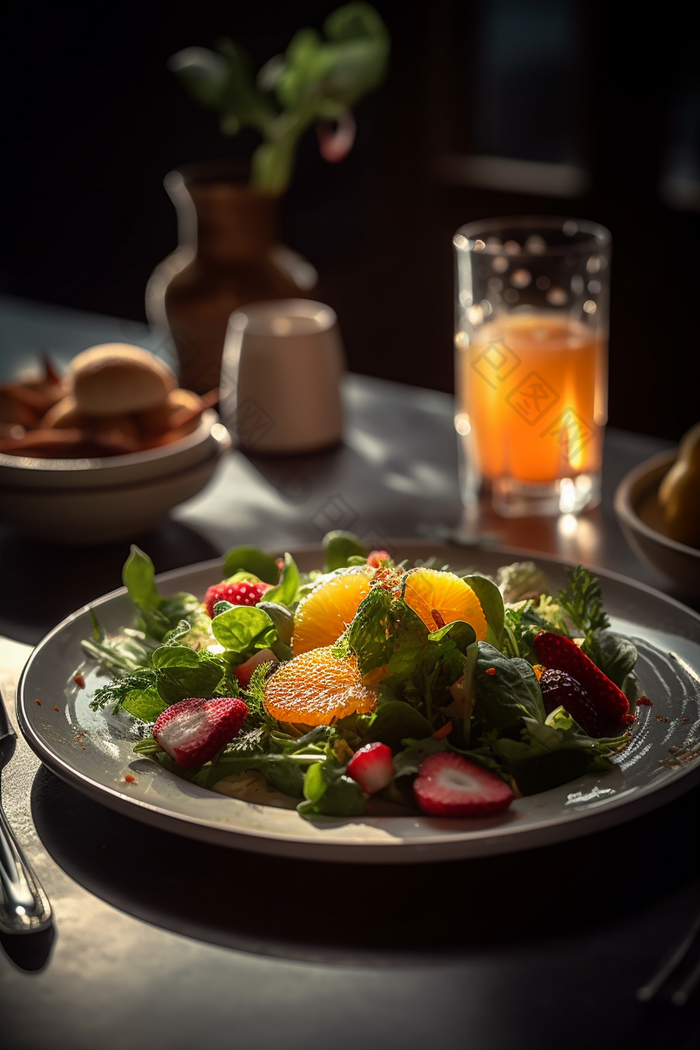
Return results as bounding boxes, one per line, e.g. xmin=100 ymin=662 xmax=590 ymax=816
xmin=146 ymin=3 xmax=390 ymax=395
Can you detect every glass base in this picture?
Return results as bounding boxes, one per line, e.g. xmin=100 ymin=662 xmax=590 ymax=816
xmin=491 ymin=473 xmax=601 ymax=518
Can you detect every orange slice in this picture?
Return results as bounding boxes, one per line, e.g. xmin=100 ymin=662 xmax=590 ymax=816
xmin=263 ymin=646 xmax=377 ymax=726
xmin=402 ymin=566 xmax=488 ymax=639
xmin=292 ymin=567 xmax=372 ymax=655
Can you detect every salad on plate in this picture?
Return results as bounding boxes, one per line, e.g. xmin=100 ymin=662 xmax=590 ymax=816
xmin=82 ymin=531 xmax=641 ymax=820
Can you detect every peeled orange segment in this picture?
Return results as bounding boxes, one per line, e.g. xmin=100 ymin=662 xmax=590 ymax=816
xmin=264 ymin=646 xmax=377 ymax=726
xmin=292 ymin=567 xmax=372 ymax=655
xmin=402 ymin=567 xmax=488 ymax=640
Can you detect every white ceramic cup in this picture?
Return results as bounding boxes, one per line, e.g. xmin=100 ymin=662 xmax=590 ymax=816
xmin=219 ymin=299 xmax=346 ymax=455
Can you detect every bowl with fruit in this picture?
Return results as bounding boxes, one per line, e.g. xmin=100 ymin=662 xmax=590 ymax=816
xmin=614 ymin=422 xmax=700 ymax=593
xmin=0 ymin=343 xmax=231 ymax=543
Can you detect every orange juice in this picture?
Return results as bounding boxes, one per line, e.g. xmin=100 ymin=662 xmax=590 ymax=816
xmin=455 ymin=311 xmax=607 ymax=487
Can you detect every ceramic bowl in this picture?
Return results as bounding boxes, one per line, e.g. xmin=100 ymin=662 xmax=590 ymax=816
xmin=0 ymin=412 xmax=231 ymax=544
xmin=0 ymin=409 xmax=223 ymax=490
xmin=614 ymin=449 xmax=700 ymax=593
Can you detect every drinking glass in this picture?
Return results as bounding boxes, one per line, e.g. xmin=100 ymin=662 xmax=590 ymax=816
xmin=453 ymin=216 xmax=611 ymax=517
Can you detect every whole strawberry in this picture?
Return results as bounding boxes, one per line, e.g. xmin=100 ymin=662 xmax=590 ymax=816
xmin=204 ymin=579 xmax=272 ymax=618
xmin=533 ymin=631 xmax=632 ymax=727
xmin=539 ymin=668 xmax=603 ymax=737
xmin=153 ymin=696 xmax=248 ymax=767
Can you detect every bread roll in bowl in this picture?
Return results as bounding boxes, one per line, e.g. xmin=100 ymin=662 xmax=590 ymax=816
xmin=40 ymin=395 xmax=140 ymax=443
xmin=69 ymin=344 xmax=177 ymax=417
xmin=136 ymin=388 xmax=203 ymax=438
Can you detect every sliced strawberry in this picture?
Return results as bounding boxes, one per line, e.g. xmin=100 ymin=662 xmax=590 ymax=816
xmin=234 ymin=648 xmax=279 ymax=689
xmin=539 ymin=668 xmax=603 ymax=737
xmin=533 ymin=631 xmax=631 ymax=727
xmin=204 ymin=579 xmax=272 ymax=618
xmin=153 ymin=696 xmax=248 ymax=767
xmin=413 ymin=752 xmax=514 ymax=817
xmin=347 ymin=742 xmax=394 ymax=795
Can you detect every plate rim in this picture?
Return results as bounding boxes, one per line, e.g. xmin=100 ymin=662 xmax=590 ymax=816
xmin=16 ymin=539 xmax=700 ymax=864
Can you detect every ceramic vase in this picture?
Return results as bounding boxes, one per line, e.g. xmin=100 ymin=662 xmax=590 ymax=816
xmin=145 ymin=161 xmax=318 ymax=395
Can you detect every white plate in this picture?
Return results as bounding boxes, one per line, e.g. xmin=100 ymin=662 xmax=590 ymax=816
xmin=16 ymin=542 xmax=700 ymax=864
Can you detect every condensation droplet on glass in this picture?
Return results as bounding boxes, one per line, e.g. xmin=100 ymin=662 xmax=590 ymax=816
xmin=487 ymin=277 xmax=503 ymax=292
xmin=486 ymin=236 xmax=502 ymax=250
xmin=504 ymin=240 xmax=520 ymax=255
xmin=492 ymin=256 xmax=509 ymax=274
xmin=504 ymin=288 xmax=519 ymax=304
xmin=547 ymin=286 xmax=568 ymax=305
xmin=588 ymin=279 xmax=601 ymax=294
xmin=459 ymin=289 xmax=473 ymax=307
xmin=453 ymin=233 xmax=468 ymax=251
xmin=571 ymin=274 xmax=584 ymax=295
xmin=467 ymin=304 xmax=484 ymax=325
xmin=583 ymin=300 xmax=597 ymax=314
xmin=511 ymin=268 xmax=532 ymax=288
xmin=524 ymin=235 xmax=547 ymax=254
xmin=474 ymin=238 xmax=486 ymax=251
xmin=562 ymin=220 xmax=578 ymax=237
xmin=586 ymin=255 xmax=601 ymax=273
xmin=481 ymin=299 xmax=493 ymax=316
xmin=536 ymin=275 xmax=551 ymax=290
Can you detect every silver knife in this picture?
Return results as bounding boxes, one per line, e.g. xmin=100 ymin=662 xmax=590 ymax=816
xmin=0 ymin=685 xmax=52 ymax=933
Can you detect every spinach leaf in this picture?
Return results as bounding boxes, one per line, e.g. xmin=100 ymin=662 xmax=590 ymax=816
xmin=210 ymin=605 xmax=277 ymax=660
xmin=257 ymin=601 xmax=294 ymax=645
xmin=222 ymin=545 xmax=279 ymax=584
xmin=152 ymin=645 xmax=226 ymax=705
xmin=583 ymin=628 xmax=638 ymax=688
xmin=393 ymin=737 xmax=448 ymax=777
xmin=362 ymin=700 xmax=434 ymax=750
xmin=122 ymin=545 xmax=203 ymax=642
xmin=264 ymin=552 xmax=301 ymax=607
xmin=122 ymin=686 xmax=168 ymax=723
xmin=122 ymin=545 xmax=161 ymax=610
xmin=474 ymin=642 xmax=545 ymax=732
xmin=323 ymin=530 xmax=367 ymax=571
xmin=492 ymin=711 xmax=627 ymax=795
xmin=462 ymin=573 xmax=505 ymax=648
xmin=297 ymin=757 xmax=366 ymax=817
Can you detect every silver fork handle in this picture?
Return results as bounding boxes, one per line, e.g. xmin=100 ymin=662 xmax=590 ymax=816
xmin=0 ymin=806 xmax=52 ymax=934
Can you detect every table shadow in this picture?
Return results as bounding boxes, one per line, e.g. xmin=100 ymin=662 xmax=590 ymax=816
xmin=30 ymin=765 xmax=700 ymax=967
xmin=0 ymin=520 xmax=220 ymax=644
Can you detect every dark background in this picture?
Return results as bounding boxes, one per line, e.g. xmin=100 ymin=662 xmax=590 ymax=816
xmin=2 ymin=0 xmax=698 ymax=441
